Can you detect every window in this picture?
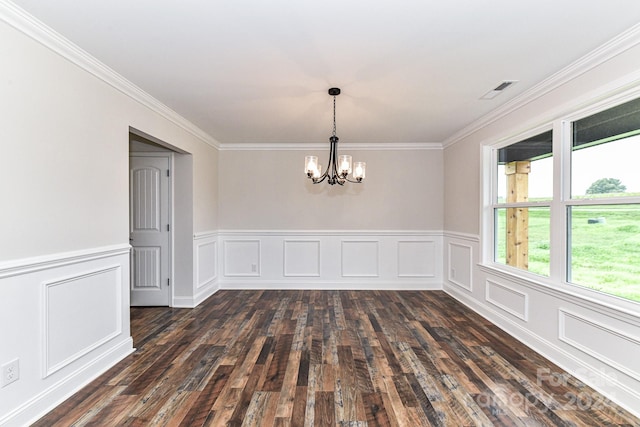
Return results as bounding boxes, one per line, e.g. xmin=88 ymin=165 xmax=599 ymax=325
xmin=492 ymin=130 xmax=553 ymax=277
xmin=486 ymin=95 xmax=640 ymax=303
xmin=568 ymin=97 xmax=640 ymax=302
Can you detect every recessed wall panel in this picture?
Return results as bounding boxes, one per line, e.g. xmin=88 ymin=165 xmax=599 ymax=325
xmin=224 ymin=240 xmax=260 ymax=276
xmin=398 ymin=240 xmax=436 ymax=277
xmin=44 ymin=266 xmax=121 ymax=376
xmin=342 ymin=241 xmax=379 ymax=277
xmin=196 ymin=241 xmax=217 ymax=288
xmin=559 ymin=310 xmax=640 ymax=381
xmin=284 ymin=240 xmax=320 ymax=277
xmin=485 ymin=279 xmax=529 ymax=321
xmin=448 ymin=242 xmax=472 ymax=291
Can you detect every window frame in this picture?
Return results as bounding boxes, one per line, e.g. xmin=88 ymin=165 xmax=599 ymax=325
xmin=481 ymin=88 xmax=640 ymax=308
xmin=483 ymin=124 xmax=556 ymax=281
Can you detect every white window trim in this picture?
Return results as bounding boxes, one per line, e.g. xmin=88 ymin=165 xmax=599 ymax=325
xmin=480 ymin=85 xmax=640 ymax=312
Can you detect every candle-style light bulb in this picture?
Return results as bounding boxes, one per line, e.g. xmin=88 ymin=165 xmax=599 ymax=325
xmin=305 ymin=156 xmax=318 ymax=177
xmin=338 ymin=155 xmax=352 ymax=177
xmin=353 ymin=161 xmax=366 ymax=181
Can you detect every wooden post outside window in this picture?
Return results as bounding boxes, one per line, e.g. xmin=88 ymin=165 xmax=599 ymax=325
xmin=505 ymin=161 xmax=531 ymax=269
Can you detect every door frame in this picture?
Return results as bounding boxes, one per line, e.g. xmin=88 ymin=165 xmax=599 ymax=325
xmin=129 ymin=151 xmax=174 ymax=306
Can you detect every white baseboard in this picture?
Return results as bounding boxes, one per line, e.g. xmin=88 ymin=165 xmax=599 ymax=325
xmin=219 ymin=280 xmax=442 ymax=291
xmin=2 ymin=337 xmax=133 ymax=427
xmin=173 ymin=281 xmax=220 ymax=308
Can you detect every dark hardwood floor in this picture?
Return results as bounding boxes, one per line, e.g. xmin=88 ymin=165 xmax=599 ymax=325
xmin=33 ymin=290 xmax=639 ymax=426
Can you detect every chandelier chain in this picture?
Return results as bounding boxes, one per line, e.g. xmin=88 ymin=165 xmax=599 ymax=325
xmin=332 ymin=95 xmax=337 ymax=137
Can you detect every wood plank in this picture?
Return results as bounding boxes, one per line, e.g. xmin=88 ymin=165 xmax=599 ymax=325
xmin=275 ymin=344 xmax=302 ymax=418
xmin=179 ymin=364 xmax=234 ymax=427
xmin=84 ymin=395 xmax=139 ymax=427
xmin=242 ymin=391 xmax=279 ymax=427
xmin=314 ymin=391 xmax=335 ymax=427
xmin=336 ymin=345 xmax=365 ymax=422
xmin=225 ymin=364 xmax=266 ymax=427
xmin=290 ymin=386 xmax=307 ymax=427
xmin=263 ymin=334 xmax=294 ymax=392
xmin=362 ymin=392 xmax=392 ymax=427
xmin=60 ymin=386 xmax=127 ymax=427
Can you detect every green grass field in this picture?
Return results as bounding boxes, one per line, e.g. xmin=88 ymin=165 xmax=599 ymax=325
xmin=496 ymin=204 xmax=640 ymax=302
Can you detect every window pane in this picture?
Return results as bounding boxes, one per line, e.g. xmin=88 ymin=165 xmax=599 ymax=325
xmin=568 ymin=205 xmax=640 ymax=302
xmin=497 ymin=130 xmax=553 ymax=202
xmin=571 ymin=96 xmax=640 ymax=199
xmin=495 ymin=207 xmax=550 ymax=276
xmin=571 ymin=134 xmax=640 ymax=198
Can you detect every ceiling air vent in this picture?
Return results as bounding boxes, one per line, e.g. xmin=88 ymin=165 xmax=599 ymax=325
xmin=480 ymin=80 xmax=518 ymax=100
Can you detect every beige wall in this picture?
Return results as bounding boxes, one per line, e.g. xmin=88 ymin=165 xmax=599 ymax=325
xmin=443 ymin=141 xmax=480 ymax=234
xmin=219 ymin=148 xmax=443 ymax=230
xmin=443 ymin=42 xmax=640 ymax=235
xmin=0 ymin=20 xmax=218 ymax=262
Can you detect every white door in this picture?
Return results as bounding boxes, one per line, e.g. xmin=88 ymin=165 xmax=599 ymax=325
xmin=130 ymin=154 xmax=171 ymax=306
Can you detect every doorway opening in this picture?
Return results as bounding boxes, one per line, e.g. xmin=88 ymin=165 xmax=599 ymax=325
xmin=129 ymin=128 xmax=193 ymax=307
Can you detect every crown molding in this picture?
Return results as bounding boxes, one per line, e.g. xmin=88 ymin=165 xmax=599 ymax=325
xmin=218 ymin=141 xmax=442 ymax=151
xmin=443 ymin=23 xmax=640 ymax=148
xmin=0 ymin=0 xmax=220 ymax=149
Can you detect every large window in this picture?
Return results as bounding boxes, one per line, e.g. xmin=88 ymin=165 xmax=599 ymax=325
xmin=487 ymin=95 xmax=640 ymax=303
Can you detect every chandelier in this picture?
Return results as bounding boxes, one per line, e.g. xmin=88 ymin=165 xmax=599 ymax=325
xmin=304 ymin=88 xmax=366 ymax=185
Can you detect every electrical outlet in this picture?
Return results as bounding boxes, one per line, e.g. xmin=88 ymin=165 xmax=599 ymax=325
xmin=451 ymin=268 xmax=456 ymax=279
xmin=251 ymin=263 xmax=257 ymax=273
xmin=2 ymin=359 xmax=20 ymax=387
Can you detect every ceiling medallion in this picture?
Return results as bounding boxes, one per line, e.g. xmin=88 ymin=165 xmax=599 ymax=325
xmin=304 ymin=88 xmax=366 ymax=185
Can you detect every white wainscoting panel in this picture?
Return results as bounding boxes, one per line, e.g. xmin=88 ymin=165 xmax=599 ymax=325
xmin=485 ymin=279 xmax=529 ymax=321
xmin=284 ymin=240 xmax=320 ymax=277
xmin=0 ymin=245 xmax=133 ymax=427
xmin=448 ymin=241 xmax=473 ymax=291
xmin=176 ymin=232 xmax=220 ymax=309
xmin=223 ymin=240 xmax=260 ymax=277
xmin=196 ymin=240 xmax=217 ymax=289
xmin=342 ymin=240 xmax=379 ymax=277
xmin=559 ymin=309 xmax=640 ymax=382
xmin=44 ymin=266 xmax=122 ymax=376
xmin=397 ymin=240 xmax=436 ymax=277
xmin=218 ymin=231 xmax=442 ymax=289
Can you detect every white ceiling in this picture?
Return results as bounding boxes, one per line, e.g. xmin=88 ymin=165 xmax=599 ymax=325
xmin=10 ymin=0 xmax=640 ymax=145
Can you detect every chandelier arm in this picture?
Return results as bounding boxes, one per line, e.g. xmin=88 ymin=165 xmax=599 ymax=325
xmin=311 ymin=150 xmax=332 ymax=184
xmin=313 ymin=173 xmax=328 ymax=184
xmin=343 ymin=177 xmax=361 ymax=183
